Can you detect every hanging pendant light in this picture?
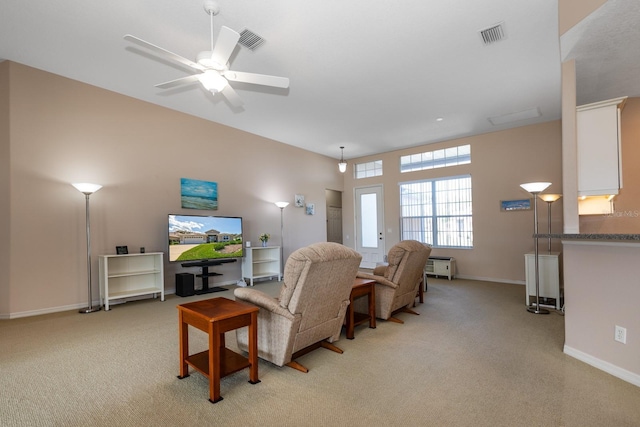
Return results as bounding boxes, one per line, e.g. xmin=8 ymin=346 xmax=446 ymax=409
xmin=338 ymin=146 xmax=347 ymax=173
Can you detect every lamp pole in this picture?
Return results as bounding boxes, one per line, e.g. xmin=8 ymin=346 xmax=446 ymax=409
xmin=539 ymin=194 xmax=562 ymax=253
xmin=274 ymin=202 xmax=289 ymax=278
xmin=520 ymin=182 xmax=551 ymax=315
xmin=72 ymin=183 xmax=102 ymax=313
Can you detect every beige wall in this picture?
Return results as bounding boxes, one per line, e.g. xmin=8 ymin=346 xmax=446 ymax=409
xmin=563 ymin=241 xmax=640 ymax=385
xmin=342 ymin=121 xmax=563 ymax=283
xmin=561 ymin=59 xmax=579 ymax=233
xmin=0 ymin=61 xmax=10 ymax=315
xmin=558 ymin=0 xmax=607 ymax=35
xmin=559 ymin=2 xmax=640 ymax=385
xmin=1 ymin=62 xmax=343 ymax=317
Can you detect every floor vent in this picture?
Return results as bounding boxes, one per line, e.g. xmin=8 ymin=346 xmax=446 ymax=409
xmin=479 ymin=22 xmax=505 ymax=45
xmin=238 ymin=28 xmax=265 ymax=50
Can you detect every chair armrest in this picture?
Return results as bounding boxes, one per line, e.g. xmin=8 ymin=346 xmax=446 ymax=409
xmin=356 ymin=271 xmax=398 ymax=289
xmin=234 ymin=288 xmax=295 ymax=320
xmin=372 ymin=263 xmax=388 ymax=276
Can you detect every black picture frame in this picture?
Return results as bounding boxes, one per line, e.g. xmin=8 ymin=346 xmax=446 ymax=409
xmin=116 ymin=246 xmax=129 ymax=255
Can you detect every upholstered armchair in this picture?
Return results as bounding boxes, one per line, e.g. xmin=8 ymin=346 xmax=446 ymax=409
xmin=234 ymin=242 xmax=362 ymax=373
xmin=355 ymin=240 xmax=431 ymax=323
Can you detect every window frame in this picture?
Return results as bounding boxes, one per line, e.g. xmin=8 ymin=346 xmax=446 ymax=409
xmin=399 ymin=174 xmax=473 ymax=249
xmin=400 ymin=144 xmax=471 ymax=173
xmin=354 ymin=160 xmax=383 ymax=179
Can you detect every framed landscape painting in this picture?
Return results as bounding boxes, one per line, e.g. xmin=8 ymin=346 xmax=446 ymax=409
xmin=181 ymin=178 xmax=218 ymax=210
xmin=500 ymin=199 xmax=531 ymax=211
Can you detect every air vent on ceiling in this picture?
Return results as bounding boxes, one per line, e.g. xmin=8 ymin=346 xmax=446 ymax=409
xmin=238 ymin=28 xmax=265 ymax=50
xmin=479 ymin=22 xmax=505 ymax=45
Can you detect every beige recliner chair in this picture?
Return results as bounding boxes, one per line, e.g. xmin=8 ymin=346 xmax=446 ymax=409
xmin=355 ymin=240 xmax=431 ymax=323
xmin=234 ymin=242 xmax=362 ymax=373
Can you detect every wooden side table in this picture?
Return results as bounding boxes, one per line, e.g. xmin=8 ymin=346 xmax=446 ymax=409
xmin=346 ymin=278 xmax=377 ymax=339
xmin=177 ymin=297 xmax=259 ymax=403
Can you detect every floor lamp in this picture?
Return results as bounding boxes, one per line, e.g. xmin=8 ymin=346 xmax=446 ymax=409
xmin=72 ymin=183 xmax=103 ymax=314
xmin=520 ymin=182 xmax=551 ymax=315
xmin=538 ymin=194 xmax=562 ymax=253
xmin=274 ymin=201 xmax=289 ymax=277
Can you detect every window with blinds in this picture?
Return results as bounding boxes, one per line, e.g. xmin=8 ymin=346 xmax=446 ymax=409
xmin=399 ymin=175 xmax=473 ymax=248
xmin=400 ymin=144 xmax=470 ymax=173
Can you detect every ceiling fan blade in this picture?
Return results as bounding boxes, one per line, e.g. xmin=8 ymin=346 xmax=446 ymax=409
xmin=211 ymin=26 xmax=240 ymax=67
xmin=124 ymin=34 xmax=205 ymax=71
xmin=224 ymin=71 xmax=290 ymax=88
xmin=155 ymin=75 xmax=201 ymax=89
xmin=221 ymin=85 xmax=244 ymax=108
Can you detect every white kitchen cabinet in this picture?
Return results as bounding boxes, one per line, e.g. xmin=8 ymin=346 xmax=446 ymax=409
xmin=577 ymin=96 xmax=627 ymax=197
xmin=98 ymin=252 xmax=165 ymax=311
xmin=525 ymin=251 xmax=561 ymax=310
xmin=242 ymin=246 xmax=281 ymax=286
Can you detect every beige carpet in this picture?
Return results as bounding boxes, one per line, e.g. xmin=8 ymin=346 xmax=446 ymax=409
xmin=1 ymin=278 xmax=639 ymax=426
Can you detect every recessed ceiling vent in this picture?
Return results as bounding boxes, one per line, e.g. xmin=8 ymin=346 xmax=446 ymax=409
xmin=238 ymin=28 xmax=265 ymax=50
xmin=479 ymin=22 xmax=505 ymax=45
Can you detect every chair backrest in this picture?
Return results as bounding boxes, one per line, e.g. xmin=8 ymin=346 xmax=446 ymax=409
xmin=278 ymin=242 xmax=362 ymax=332
xmin=384 ymin=240 xmax=431 ymax=292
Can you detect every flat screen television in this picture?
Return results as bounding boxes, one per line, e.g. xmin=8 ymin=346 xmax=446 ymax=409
xmin=168 ymin=214 xmax=243 ymax=264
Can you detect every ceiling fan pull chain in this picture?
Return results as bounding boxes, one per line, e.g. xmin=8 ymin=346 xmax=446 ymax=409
xmin=210 ymin=9 xmax=214 ymax=52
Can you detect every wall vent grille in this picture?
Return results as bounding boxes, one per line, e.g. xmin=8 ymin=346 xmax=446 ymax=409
xmin=479 ymin=23 xmax=505 ymax=45
xmin=238 ymin=28 xmax=265 ymax=50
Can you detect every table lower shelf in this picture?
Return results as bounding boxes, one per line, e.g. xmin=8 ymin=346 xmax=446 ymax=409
xmin=186 ymin=348 xmax=251 ymax=379
xmin=352 ymin=312 xmax=371 ymax=328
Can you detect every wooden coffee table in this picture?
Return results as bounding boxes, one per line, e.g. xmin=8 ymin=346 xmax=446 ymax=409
xmin=177 ymin=297 xmax=259 ymax=403
xmin=345 ymin=278 xmax=377 ymax=339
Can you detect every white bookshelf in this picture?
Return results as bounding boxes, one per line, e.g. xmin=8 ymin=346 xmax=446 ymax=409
xmin=242 ymin=246 xmax=281 ymax=286
xmin=424 ymin=256 xmax=456 ymax=280
xmin=98 ymin=252 xmax=164 ymax=311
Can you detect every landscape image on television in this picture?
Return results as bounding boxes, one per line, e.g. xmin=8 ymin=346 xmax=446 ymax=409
xmin=168 ymin=214 xmax=243 ymax=262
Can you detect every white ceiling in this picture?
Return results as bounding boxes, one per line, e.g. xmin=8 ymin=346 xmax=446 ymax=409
xmin=0 ymin=0 xmax=631 ymax=161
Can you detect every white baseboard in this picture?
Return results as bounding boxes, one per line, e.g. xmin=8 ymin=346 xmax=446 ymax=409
xmin=454 ymin=274 xmax=525 ymax=285
xmin=1 ymin=280 xmax=247 ymax=319
xmin=564 ymin=345 xmax=640 ymax=388
xmin=2 ymin=301 xmax=92 ymax=319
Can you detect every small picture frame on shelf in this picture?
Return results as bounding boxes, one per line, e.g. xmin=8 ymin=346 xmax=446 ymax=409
xmin=116 ymin=246 xmax=129 ymax=255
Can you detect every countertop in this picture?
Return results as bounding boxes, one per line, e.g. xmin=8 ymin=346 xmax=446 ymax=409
xmin=535 ymin=233 xmax=640 ymax=241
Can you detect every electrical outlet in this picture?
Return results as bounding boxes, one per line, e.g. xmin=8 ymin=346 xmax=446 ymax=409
xmin=615 ymin=325 xmax=627 ymax=344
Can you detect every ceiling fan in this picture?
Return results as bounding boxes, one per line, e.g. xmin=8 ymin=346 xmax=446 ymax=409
xmin=124 ymin=0 xmax=289 ymax=108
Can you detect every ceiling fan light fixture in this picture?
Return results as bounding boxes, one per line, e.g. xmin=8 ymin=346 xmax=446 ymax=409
xmin=338 ymin=146 xmax=347 ymax=173
xmin=198 ymin=70 xmax=227 ymax=93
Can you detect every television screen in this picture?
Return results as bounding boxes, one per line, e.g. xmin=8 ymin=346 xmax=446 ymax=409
xmin=168 ymin=214 xmax=243 ymax=263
